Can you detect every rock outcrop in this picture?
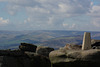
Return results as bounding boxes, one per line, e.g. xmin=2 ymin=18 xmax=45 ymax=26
xmin=49 ymin=49 xmax=100 ymax=67
xmin=1 ymin=40 xmax=100 ymax=67
xmin=19 ymin=43 xmax=37 ymax=52
xmin=0 ymin=43 xmax=52 ymax=67
xmin=91 ymin=39 xmax=100 ymax=49
xmin=36 ymin=46 xmax=54 ymax=57
xmin=0 ymin=50 xmax=25 ymax=57
xmin=0 ymin=50 xmax=51 ymax=67
xmin=63 ymin=44 xmax=81 ymax=50
xmin=91 ymin=39 xmax=100 ymax=45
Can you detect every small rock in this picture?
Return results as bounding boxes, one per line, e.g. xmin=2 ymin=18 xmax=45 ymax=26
xmin=19 ymin=43 xmax=37 ymax=52
xmin=36 ymin=46 xmax=54 ymax=57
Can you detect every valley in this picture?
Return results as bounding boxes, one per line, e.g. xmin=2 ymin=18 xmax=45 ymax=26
xmin=0 ymin=30 xmax=100 ymax=49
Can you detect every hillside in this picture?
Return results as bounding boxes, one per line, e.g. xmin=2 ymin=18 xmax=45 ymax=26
xmin=0 ymin=30 xmax=100 ymax=49
xmin=41 ymin=35 xmax=83 ymax=49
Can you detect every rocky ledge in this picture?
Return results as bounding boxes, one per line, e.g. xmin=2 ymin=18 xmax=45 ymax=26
xmin=0 ymin=43 xmax=54 ymax=67
xmin=49 ymin=44 xmax=100 ymax=67
xmin=0 ymin=41 xmax=100 ymax=67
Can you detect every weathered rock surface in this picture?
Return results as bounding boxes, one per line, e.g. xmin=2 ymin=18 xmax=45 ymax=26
xmin=91 ymin=39 xmax=100 ymax=49
xmin=63 ymin=44 xmax=81 ymax=50
xmin=36 ymin=46 xmax=54 ymax=57
xmin=49 ymin=49 xmax=100 ymax=67
xmin=0 ymin=50 xmax=51 ymax=67
xmin=91 ymin=39 xmax=100 ymax=44
xmin=19 ymin=43 xmax=37 ymax=52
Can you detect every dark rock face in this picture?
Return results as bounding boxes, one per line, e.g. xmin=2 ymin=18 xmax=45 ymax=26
xmin=0 ymin=56 xmax=32 ymax=67
xmin=26 ymin=52 xmax=51 ymax=67
xmin=92 ymin=42 xmax=100 ymax=49
xmin=91 ymin=39 xmax=100 ymax=49
xmin=49 ymin=49 xmax=100 ymax=67
xmin=36 ymin=46 xmax=54 ymax=57
xmin=0 ymin=50 xmax=51 ymax=67
xmin=0 ymin=50 xmax=26 ymax=57
xmin=19 ymin=43 xmax=37 ymax=52
xmin=52 ymin=61 xmax=100 ymax=67
xmin=0 ymin=43 xmax=52 ymax=67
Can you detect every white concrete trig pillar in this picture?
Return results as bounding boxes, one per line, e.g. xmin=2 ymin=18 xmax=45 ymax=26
xmin=82 ymin=32 xmax=91 ymax=50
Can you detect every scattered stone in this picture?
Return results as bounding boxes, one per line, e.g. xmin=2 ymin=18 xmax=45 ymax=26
xmin=19 ymin=43 xmax=37 ymax=52
xmin=36 ymin=46 xmax=54 ymax=57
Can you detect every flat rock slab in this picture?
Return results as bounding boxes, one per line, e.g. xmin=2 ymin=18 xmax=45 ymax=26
xmin=49 ymin=49 xmax=100 ymax=67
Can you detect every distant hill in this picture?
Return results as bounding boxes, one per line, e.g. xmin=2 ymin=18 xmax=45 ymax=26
xmin=41 ymin=35 xmax=83 ymax=49
xmin=0 ymin=30 xmax=100 ymax=49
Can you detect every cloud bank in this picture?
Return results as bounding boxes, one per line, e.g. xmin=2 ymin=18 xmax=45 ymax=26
xmin=0 ymin=17 xmax=9 ymax=26
xmin=0 ymin=0 xmax=100 ymax=31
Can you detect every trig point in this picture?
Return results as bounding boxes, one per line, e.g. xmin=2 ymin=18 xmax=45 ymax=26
xmin=82 ymin=32 xmax=91 ymax=50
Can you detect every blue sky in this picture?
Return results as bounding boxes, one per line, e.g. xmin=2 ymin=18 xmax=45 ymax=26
xmin=0 ymin=0 xmax=100 ymax=31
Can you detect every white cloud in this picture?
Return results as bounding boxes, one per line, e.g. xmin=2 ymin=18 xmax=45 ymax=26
xmin=89 ymin=5 xmax=100 ymax=28
xmin=0 ymin=17 xmax=9 ymax=26
xmin=92 ymin=22 xmax=100 ymax=27
xmin=92 ymin=18 xmax=100 ymax=27
xmin=26 ymin=6 xmax=50 ymax=14
xmin=3 ymin=0 xmax=40 ymax=15
xmin=24 ymin=18 xmax=31 ymax=23
xmin=23 ymin=0 xmax=91 ymax=30
xmin=62 ymin=23 xmax=78 ymax=30
xmin=1 ymin=0 xmax=98 ymax=31
xmin=4 ymin=0 xmax=92 ymax=16
xmin=47 ymin=17 xmax=54 ymax=25
xmin=69 ymin=24 xmax=77 ymax=29
xmin=0 ymin=0 xmax=7 ymax=1
xmin=6 ymin=5 xmax=21 ymax=15
xmin=56 ymin=0 xmax=91 ymax=14
xmin=58 ymin=3 xmax=73 ymax=13
xmin=0 ymin=0 xmax=39 ymax=6
xmin=63 ymin=23 xmax=68 ymax=27
xmin=90 ymin=5 xmax=100 ymax=17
